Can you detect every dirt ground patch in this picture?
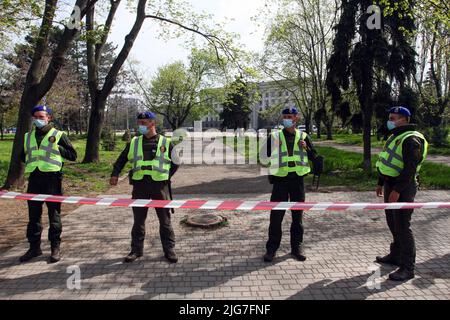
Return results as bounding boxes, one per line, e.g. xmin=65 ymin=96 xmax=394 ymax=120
xmin=0 ymin=179 xmax=113 ymax=254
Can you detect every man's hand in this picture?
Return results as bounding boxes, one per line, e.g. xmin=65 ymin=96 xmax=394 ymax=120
xmin=300 ymin=141 xmax=307 ymax=149
xmin=376 ymin=185 xmax=383 ymax=197
xmin=388 ymin=190 xmax=400 ymax=203
xmin=109 ymin=176 xmax=118 ymax=186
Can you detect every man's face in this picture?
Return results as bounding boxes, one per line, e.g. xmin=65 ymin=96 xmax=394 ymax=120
xmin=33 ymin=111 xmax=51 ymax=122
xmin=388 ymin=113 xmax=408 ymax=126
xmin=282 ymin=114 xmax=298 ymax=124
xmin=137 ymin=119 xmax=155 ymax=129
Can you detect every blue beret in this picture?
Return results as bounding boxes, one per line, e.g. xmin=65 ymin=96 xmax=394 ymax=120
xmin=389 ymin=106 xmax=411 ymax=117
xmin=137 ymin=111 xmax=156 ymax=120
xmin=31 ymin=105 xmax=52 ymax=115
xmin=282 ymin=106 xmax=298 ymax=115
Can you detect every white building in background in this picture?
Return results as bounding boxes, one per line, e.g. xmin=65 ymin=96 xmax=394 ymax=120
xmin=201 ymin=80 xmax=298 ymax=130
xmin=202 ymin=101 xmax=223 ymax=129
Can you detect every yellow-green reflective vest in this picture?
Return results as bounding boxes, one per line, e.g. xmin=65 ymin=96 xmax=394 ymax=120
xmin=269 ymin=129 xmax=311 ymax=177
xmin=376 ymin=131 xmax=428 ymax=177
xmin=127 ymin=135 xmax=171 ymax=181
xmin=24 ymin=128 xmax=63 ymax=173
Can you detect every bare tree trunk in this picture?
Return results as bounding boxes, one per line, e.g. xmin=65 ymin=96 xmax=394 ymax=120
xmin=83 ymin=97 xmax=105 ymax=162
xmin=362 ymin=108 xmax=372 ymax=172
xmin=362 ymin=80 xmax=374 ymax=172
xmin=0 ymin=112 xmax=4 ymax=140
xmin=304 ymin=116 xmax=311 ymax=135
xmin=82 ymin=0 xmax=147 ymax=163
xmin=325 ymin=120 xmax=333 ymax=140
xmin=316 ymin=123 xmax=322 ymax=139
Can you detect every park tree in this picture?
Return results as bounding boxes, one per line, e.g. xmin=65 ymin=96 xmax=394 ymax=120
xmin=0 ymin=0 xmax=43 ymax=52
xmin=3 ymin=0 xmax=97 ymax=189
xmin=259 ymin=0 xmax=339 ymax=138
xmin=2 ymin=0 xmax=246 ymax=187
xmin=81 ymin=0 xmax=245 ymax=163
xmin=326 ymin=0 xmax=416 ymax=172
xmin=220 ymin=77 xmax=257 ymax=130
xmin=81 ymin=0 xmax=145 ymax=163
xmin=131 ymin=47 xmax=224 ymax=130
xmin=412 ymin=2 xmax=449 ymax=147
xmin=0 ymin=61 xmax=17 ymax=140
xmin=3 ymin=26 xmax=89 ymax=135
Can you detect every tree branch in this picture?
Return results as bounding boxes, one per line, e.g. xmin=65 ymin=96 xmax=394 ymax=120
xmin=100 ymin=0 xmax=147 ymax=101
xmin=36 ymin=0 xmax=99 ymax=99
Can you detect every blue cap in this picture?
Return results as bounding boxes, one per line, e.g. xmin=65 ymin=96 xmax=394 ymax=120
xmin=282 ymin=106 xmax=298 ymax=115
xmin=31 ymin=105 xmax=52 ymax=115
xmin=389 ymin=106 xmax=411 ymax=117
xmin=137 ymin=111 xmax=156 ymax=120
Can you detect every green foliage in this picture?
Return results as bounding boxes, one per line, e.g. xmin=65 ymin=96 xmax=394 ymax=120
xmin=132 ymin=46 xmax=227 ymax=129
xmin=260 ymin=0 xmax=337 ymax=133
xmin=101 ymin=127 xmax=116 ymax=151
xmin=0 ymin=0 xmax=43 ymax=50
xmin=379 ymin=0 xmax=450 ymax=35
xmin=428 ymin=127 xmax=450 ymax=148
xmin=220 ymin=77 xmax=257 ymax=130
xmin=122 ymin=129 xmax=131 ymax=142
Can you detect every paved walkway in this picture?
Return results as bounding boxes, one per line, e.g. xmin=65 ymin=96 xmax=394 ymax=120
xmin=315 ymin=141 xmax=450 ymax=166
xmin=0 ymin=138 xmax=448 ymax=300
xmin=0 ymin=189 xmax=449 ymax=300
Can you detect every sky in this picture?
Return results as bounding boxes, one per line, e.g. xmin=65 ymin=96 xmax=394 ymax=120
xmin=4 ymin=1 xmax=270 ymax=78
xmin=107 ymin=0 xmax=268 ymax=76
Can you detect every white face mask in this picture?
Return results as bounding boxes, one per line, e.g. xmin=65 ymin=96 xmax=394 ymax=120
xmin=283 ymin=119 xmax=294 ymax=128
xmin=33 ymin=119 xmax=48 ymax=128
xmin=138 ymin=125 xmax=149 ymax=135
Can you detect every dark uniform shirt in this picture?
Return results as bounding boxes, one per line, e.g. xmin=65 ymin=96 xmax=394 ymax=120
xmin=20 ymin=124 xmax=78 ymax=170
xmin=377 ymin=124 xmax=424 ymax=193
xmin=111 ymin=133 xmax=179 ymax=179
xmin=264 ymin=128 xmax=318 ymax=181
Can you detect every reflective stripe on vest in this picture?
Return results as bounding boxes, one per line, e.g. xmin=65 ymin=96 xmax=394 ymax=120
xmin=128 ymin=135 xmax=171 ymax=181
xmin=24 ymin=128 xmax=63 ymax=173
xmin=270 ymin=129 xmax=310 ymax=177
xmin=376 ymin=131 xmax=428 ymax=177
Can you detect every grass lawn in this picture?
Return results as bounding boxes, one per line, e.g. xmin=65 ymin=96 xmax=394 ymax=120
xmin=0 ymin=134 xmax=131 ymax=194
xmin=225 ymin=136 xmax=450 ymax=191
xmin=314 ymin=133 xmax=450 ymax=155
xmin=2 ymin=133 xmax=449 ymax=194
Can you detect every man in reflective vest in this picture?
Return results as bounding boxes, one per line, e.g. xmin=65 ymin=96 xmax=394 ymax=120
xmin=263 ymin=107 xmax=317 ymax=262
xmin=19 ymin=105 xmax=77 ymax=263
xmin=110 ymin=112 xmax=179 ymax=263
xmin=375 ymin=106 xmax=428 ymax=281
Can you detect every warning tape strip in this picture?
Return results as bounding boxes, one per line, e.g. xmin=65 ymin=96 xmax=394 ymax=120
xmin=1 ymin=191 xmax=449 ymax=211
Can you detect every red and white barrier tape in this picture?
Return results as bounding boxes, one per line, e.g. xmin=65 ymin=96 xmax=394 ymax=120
xmin=1 ymin=191 xmax=449 ymax=211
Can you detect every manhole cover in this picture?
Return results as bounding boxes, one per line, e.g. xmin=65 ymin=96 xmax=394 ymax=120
xmin=184 ymin=213 xmax=227 ymax=228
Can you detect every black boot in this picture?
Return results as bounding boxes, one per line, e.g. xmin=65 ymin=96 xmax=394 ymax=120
xmin=19 ymin=245 xmax=42 ymax=263
xmin=263 ymin=251 xmax=276 ymax=262
xmin=124 ymin=251 xmax=143 ymax=263
xmin=164 ymin=249 xmax=178 ymax=263
xmin=49 ymin=246 xmax=61 ymax=263
xmin=389 ymin=267 xmax=414 ymax=281
xmin=375 ymin=254 xmax=401 ymax=266
xmin=291 ymin=244 xmax=306 ymax=261
xmin=376 ymin=242 xmax=401 ymax=266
